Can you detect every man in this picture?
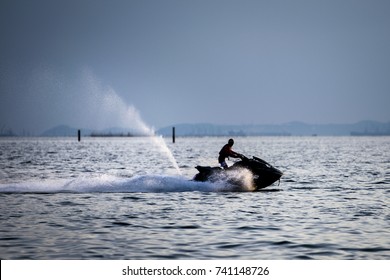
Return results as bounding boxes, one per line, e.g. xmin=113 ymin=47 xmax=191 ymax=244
xmin=218 ymin=138 xmax=243 ymax=169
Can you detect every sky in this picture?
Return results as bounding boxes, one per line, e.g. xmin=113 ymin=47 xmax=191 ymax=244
xmin=1 ymin=0 xmax=390 ymax=134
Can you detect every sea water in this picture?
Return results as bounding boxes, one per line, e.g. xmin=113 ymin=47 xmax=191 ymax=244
xmin=0 ymin=136 xmax=389 ymax=259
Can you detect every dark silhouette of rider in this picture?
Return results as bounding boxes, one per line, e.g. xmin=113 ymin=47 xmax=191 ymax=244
xmin=218 ymin=139 xmax=243 ymax=169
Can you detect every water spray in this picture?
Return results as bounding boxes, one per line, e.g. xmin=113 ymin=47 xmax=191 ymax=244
xmin=82 ymin=71 xmax=181 ymax=175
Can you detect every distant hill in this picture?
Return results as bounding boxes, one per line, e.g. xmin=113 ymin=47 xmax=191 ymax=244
xmin=40 ymin=125 xmax=147 ymax=137
xmin=157 ymin=121 xmax=390 ymax=136
xmin=12 ymin=121 xmax=390 ymax=137
xmin=40 ymin=125 xmax=85 ymax=137
xmin=0 ymin=125 xmax=17 ymax=136
xmin=157 ymin=123 xmax=290 ymax=136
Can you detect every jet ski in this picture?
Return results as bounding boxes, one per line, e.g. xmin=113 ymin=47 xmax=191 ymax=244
xmin=193 ymin=155 xmax=283 ymax=190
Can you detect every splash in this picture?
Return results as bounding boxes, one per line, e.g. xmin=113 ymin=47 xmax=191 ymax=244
xmin=0 ymin=174 xmax=255 ymax=193
xmin=24 ymin=67 xmax=181 ymax=174
xmin=210 ymin=168 xmax=256 ymax=192
xmin=81 ymin=70 xmax=181 ymax=174
xmin=81 ymin=69 xmax=154 ymax=135
xmin=151 ymin=135 xmax=181 ymax=174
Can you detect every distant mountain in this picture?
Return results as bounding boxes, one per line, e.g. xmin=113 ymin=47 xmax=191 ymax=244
xmin=40 ymin=125 xmax=83 ymax=137
xmin=349 ymin=121 xmax=390 ymax=136
xmin=157 ymin=123 xmax=290 ymax=136
xmin=40 ymin=125 xmax=148 ymax=137
xmin=157 ymin=121 xmax=390 ymax=136
xmin=0 ymin=125 xmax=17 ymax=136
xmin=22 ymin=121 xmax=390 ymax=137
xmin=39 ymin=125 xmax=89 ymax=137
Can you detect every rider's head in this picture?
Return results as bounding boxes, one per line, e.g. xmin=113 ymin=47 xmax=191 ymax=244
xmin=228 ymin=138 xmax=234 ymax=146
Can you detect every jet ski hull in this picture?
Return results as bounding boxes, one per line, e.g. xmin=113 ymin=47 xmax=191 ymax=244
xmin=193 ymin=156 xmax=283 ymax=191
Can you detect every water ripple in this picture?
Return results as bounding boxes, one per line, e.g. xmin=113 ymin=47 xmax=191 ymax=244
xmin=1 ymin=137 xmax=389 ymax=259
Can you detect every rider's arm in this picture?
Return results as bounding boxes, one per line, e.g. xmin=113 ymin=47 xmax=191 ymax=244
xmin=230 ymin=150 xmax=242 ymax=158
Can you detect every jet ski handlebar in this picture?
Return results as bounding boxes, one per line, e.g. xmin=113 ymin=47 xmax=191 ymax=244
xmin=238 ymin=155 xmax=267 ymax=164
xmin=238 ymin=154 xmax=249 ymax=161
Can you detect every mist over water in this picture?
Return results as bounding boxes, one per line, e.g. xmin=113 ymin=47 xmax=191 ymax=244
xmin=78 ymin=69 xmax=152 ymax=134
xmin=81 ymin=70 xmax=181 ymax=174
xmin=8 ymin=66 xmax=182 ymax=173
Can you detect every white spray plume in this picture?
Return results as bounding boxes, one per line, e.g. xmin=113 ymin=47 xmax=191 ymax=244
xmin=81 ymin=69 xmax=154 ymax=135
xmin=81 ymin=69 xmax=181 ymax=174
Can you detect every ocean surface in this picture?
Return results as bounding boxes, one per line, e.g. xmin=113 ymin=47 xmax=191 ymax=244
xmin=0 ymin=136 xmax=389 ymax=259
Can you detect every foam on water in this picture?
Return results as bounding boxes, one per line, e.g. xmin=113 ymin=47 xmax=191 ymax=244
xmin=0 ymin=170 xmax=255 ymax=193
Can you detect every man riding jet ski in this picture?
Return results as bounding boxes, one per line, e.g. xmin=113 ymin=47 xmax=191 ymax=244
xmin=218 ymin=138 xmax=243 ymax=169
xmin=194 ymin=139 xmax=283 ymax=190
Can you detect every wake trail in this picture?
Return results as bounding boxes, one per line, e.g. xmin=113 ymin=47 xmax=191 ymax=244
xmin=0 ymin=172 xmax=255 ymax=193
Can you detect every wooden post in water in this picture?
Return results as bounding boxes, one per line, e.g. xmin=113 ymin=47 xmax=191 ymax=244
xmin=172 ymin=127 xmax=175 ymax=143
xmin=78 ymin=129 xmax=81 ymax=142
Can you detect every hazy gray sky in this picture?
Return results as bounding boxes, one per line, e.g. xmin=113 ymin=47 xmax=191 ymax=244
xmin=1 ymin=0 xmax=389 ymax=134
